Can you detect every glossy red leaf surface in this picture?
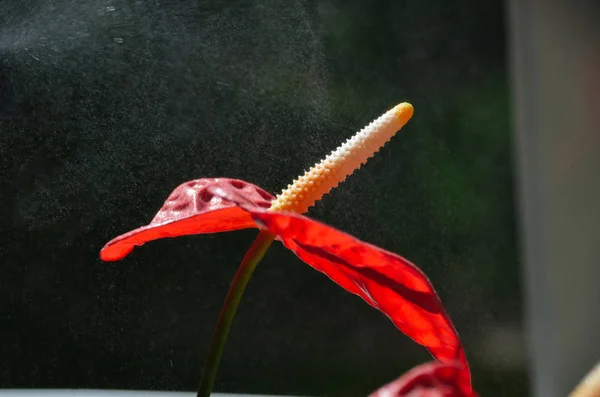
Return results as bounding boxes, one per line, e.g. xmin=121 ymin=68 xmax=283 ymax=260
xmin=210 ymin=186 xmax=472 ymax=392
xmin=100 ymin=178 xmax=274 ymax=261
xmin=369 ymin=361 xmax=478 ymax=397
xmin=100 ymin=180 xmax=472 ymax=392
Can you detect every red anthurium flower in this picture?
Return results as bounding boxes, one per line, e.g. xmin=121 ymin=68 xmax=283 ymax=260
xmin=369 ymin=361 xmax=479 ymax=397
xmin=100 ymin=103 xmax=473 ymax=393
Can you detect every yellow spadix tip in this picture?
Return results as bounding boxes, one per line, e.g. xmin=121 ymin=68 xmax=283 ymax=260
xmin=392 ymin=102 xmax=414 ymax=125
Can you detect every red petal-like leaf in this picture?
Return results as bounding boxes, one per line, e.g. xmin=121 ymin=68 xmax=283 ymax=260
xmin=369 ymin=361 xmax=478 ymax=397
xmin=252 ymin=210 xmax=472 ymax=389
xmin=100 ymin=178 xmax=273 ymax=261
xmin=210 ymin=185 xmax=472 ymax=392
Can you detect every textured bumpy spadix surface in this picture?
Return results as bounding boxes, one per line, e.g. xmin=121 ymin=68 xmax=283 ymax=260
xmin=269 ymin=102 xmax=414 ymax=213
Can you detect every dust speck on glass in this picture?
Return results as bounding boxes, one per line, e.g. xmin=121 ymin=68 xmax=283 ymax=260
xmin=0 ymin=0 xmax=521 ymax=396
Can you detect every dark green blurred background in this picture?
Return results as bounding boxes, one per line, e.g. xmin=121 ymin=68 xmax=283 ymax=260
xmin=0 ymin=0 xmax=524 ymax=395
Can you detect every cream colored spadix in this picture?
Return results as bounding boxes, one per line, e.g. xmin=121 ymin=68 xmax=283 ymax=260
xmin=269 ymin=102 xmax=414 ymax=214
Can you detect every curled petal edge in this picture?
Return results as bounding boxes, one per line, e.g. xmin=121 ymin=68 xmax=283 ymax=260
xmin=99 ymin=178 xmax=274 ymax=261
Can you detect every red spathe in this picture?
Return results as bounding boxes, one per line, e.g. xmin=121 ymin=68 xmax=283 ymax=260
xmin=100 ymin=178 xmax=472 ymax=392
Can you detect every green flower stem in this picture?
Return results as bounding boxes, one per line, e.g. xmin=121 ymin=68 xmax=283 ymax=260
xmin=197 ymin=229 xmax=276 ymax=397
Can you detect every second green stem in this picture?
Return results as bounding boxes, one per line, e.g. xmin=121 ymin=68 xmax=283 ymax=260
xmin=197 ymin=230 xmax=276 ymax=397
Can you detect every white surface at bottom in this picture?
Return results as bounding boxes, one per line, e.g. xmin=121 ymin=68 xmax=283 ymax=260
xmin=0 ymin=391 xmax=300 ymax=397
